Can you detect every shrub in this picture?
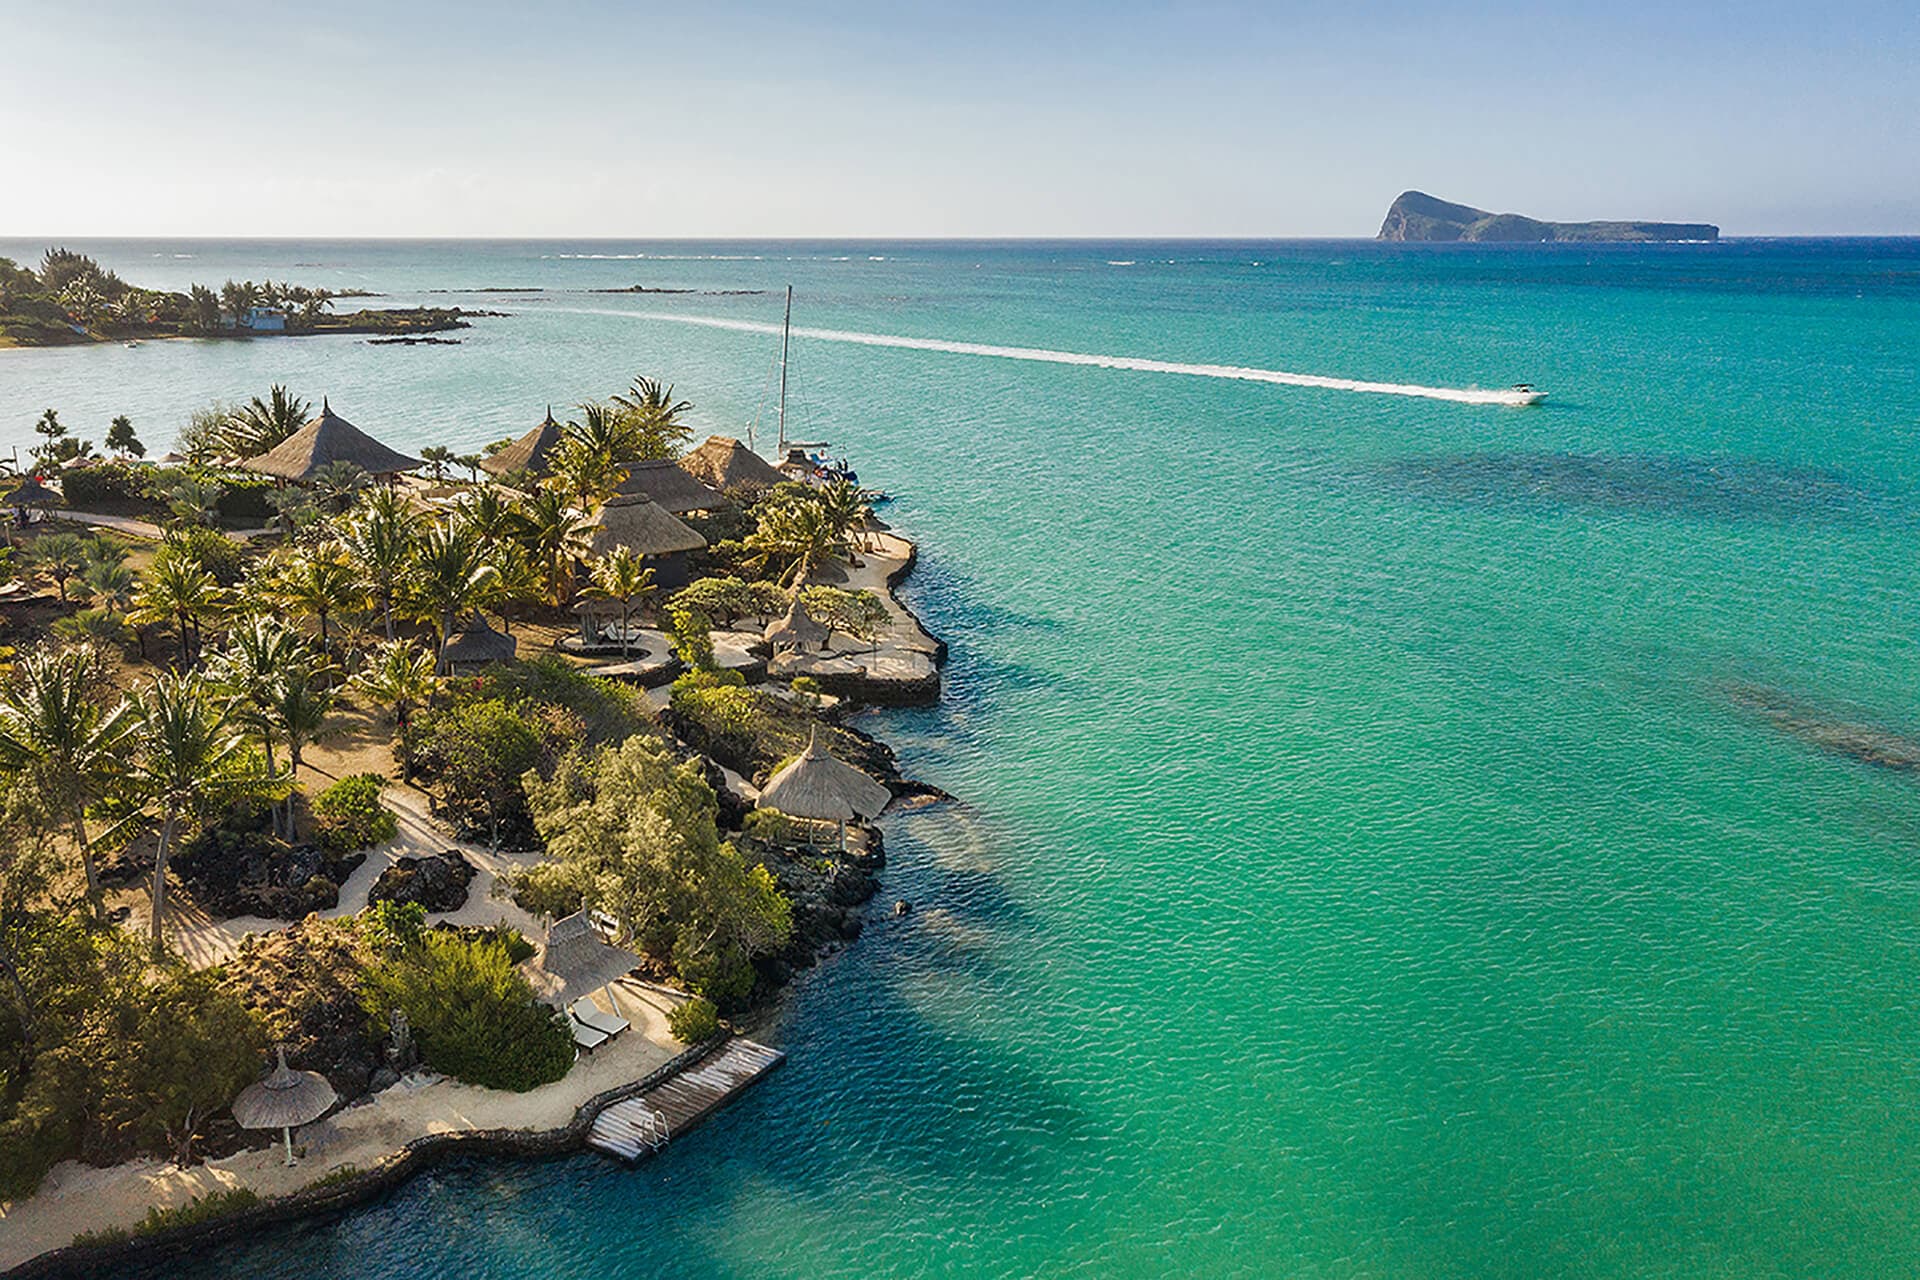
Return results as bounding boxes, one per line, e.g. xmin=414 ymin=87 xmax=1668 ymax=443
xmin=156 ymin=525 xmax=245 ymax=585
xmin=311 ymin=773 xmax=398 ymax=852
xmin=740 ymin=809 xmax=787 ymax=843
xmin=56 ymin=462 xmax=142 ymax=510
xmin=362 ymin=931 xmax=572 ymax=1092
xmin=670 ymin=931 xmax=757 ymax=1007
xmin=136 ymin=1187 xmax=260 ymax=1235
xmin=473 ymin=655 xmax=648 ymax=746
xmin=360 ymin=900 xmax=426 ymax=954
xmin=665 ymin=996 xmax=720 ymax=1044
xmin=409 ymin=697 xmax=557 ymax=847
xmin=477 ymin=922 xmax=536 ymax=965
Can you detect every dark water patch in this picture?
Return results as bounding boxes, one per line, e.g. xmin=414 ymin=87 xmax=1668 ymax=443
xmin=1723 ymin=683 xmax=1920 ymax=773
xmin=1377 ymin=451 xmax=1892 ymax=523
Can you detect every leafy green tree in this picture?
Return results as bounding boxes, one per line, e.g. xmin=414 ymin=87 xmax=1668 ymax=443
xmin=799 ymin=585 xmax=891 ymax=651
xmin=360 ymin=930 xmax=570 ymax=1091
xmin=413 ymin=698 xmax=544 ymax=846
xmin=187 ymin=285 xmax=221 ymax=334
xmin=262 ymin=542 xmax=367 ymax=650
xmin=546 ymin=435 xmax=623 ymax=511
xmin=30 ymin=409 xmax=67 ymax=469
xmin=122 ymin=970 xmax=265 ymax=1167
xmin=105 ymin=415 xmax=144 ymax=458
xmin=745 ymin=494 xmax=851 ymax=587
xmin=524 ymin=736 xmax=791 ymax=1008
xmin=127 ymin=673 xmax=283 ymax=957
xmin=669 ymin=576 xmax=786 ymax=628
xmin=263 ymin=662 xmax=337 ymax=839
xmin=0 ymin=645 xmax=133 ymax=915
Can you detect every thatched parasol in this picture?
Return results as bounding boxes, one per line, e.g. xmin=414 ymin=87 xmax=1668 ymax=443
xmin=764 ymin=594 xmax=826 ymax=652
xmin=586 ymin=494 xmax=706 ymax=559
xmin=757 ymin=729 xmax=891 ymax=849
xmin=528 ymin=910 xmax=641 ymax=1006
xmin=241 ymin=399 xmax=424 ymax=482
xmin=614 ymin=458 xmax=722 ymax=513
xmin=481 ymin=409 xmax=565 ymax=479
xmin=232 ymin=1045 xmax=338 ymax=1166
xmin=440 ymin=614 xmax=516 ymax=667
xmin=5 ymin=477 xmax=61 ymax=507
xmin=678 ymin=435 xmax=783 ymax=494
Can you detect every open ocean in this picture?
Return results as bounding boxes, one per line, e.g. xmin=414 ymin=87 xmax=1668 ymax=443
xmin=5 ymin=237 xmax=1920 ymax=1278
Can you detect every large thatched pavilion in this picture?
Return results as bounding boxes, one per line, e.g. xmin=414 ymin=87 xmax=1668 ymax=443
xmin=481 ymin=409 xmax=565 ymax=481
xmin=756 ymin=729 xmax=892 ymax=849
xmin=677 ymin=435 xmax=783 ymax=495
xmin=240 ymin=399 xmax=423 ymax=483
xmin=585 ymin=494 xmax=707 ymax=589
xmin=614 ymin=458 xmax=722 ymax=514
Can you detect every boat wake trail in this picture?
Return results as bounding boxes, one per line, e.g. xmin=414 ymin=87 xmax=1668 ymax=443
xmin=567 ymin=307 xmax=1542 ymax=406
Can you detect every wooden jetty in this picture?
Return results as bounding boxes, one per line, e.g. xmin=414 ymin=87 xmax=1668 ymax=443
xmin=586 ymin=1037 xmax=786 ymax=1162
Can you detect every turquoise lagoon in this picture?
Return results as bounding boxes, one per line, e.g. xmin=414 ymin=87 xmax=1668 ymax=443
xmin=4 ymin=238 xmax=1920 ymax=1277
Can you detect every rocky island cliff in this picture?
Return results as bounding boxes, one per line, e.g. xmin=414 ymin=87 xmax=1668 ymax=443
xmin=1377 ymin=191 xmax=1719 ymax=243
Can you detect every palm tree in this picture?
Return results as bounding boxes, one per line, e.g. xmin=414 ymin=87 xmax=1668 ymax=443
xmin=518 ymin=488 xmax=590 ymax=604
xmin=580 ymin=548 xmax=655 ymax=656
xmin=127 ymin=673 xmax=280 ymax=958
xmin=610 ymin=375 xmax=694 ymax=460
xmin=219 ymin=385 xmax=309 ymax=458
xmin=482 ymin=543 xmax=545 ymax=635
xmin=452 ymin=485 xmax=524 ymax=546
xmin=264 ymin=662 xmax=336 ymax=840
xmin=341 ymin=489 xmax=420 ymax=640
xmin=565 ymin=401 xmax=641 ymax=466
xmin=264 ymin=543 xmax=367 ymax=650
xmin=746 ymin=498 xmax=851 ymax=587
xmin=132 ymin=556 xmax=226 ymax=665
xmin=418 ymin=446 xmax=456 ymax=483
xmin=211 ymin=615 xmax=312 ymax=801
xmin=31 ymin=532 xmax=90 ymax=602
xmin=0 ymin=645 xmax=133 ymax=915
xmin=162 ymin=475 xmax=226 ymax=528
xmin=309 ymin=461 xmax=369 ymax=514
xmin=353 ymin=640 xmax=438 ymax=778
xmin=406 ymin=523 xmax=497 ymax=671
xmin=79 ymin=560 xmax=137 ymax=614
xmin=817 ymin=479 xmax=877 ymax=559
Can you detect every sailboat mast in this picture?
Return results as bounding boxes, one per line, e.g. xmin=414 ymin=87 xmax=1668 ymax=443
xmin=777 ymin=284 xmax=792 ymax=454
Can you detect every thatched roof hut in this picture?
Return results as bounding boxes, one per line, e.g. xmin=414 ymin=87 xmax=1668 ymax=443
xmin=440 ymin=615 xmax=516 ymax=668
xmin=232 ymin=1045 xmax=337 ymax=1165
xmin=678 ymin=435 xmax=783 ymax=494
xmin=241 ymin=399 xmax=423 ymax=482
xmin=5 ymin=478 xmax=61 ymax=506
xmin=528 ymin=910 xmax=641 ymax=1006
xmin=586 ymin=494 xmax=706 ymax=559
xmin=614 ymin=458 xmax=722 ymax=513
xmin=758 ymin=730 xmax=891 ymax=848
xmin=765 ymin=595 xmax=827 ymax=652
xmin=481 ymin=409 xmax=565 ymax=479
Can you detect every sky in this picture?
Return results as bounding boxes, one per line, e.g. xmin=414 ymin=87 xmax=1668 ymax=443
xmin=1 ymin=0 xmax=1916 ymax=237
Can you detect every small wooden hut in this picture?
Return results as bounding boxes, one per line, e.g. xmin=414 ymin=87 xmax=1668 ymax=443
xmin=440 ymin=615 xmax=516 ymax=670
xmin=614 ymin=458 xmax=722 ymax=514
xmin=678 ymin=435 xmax=783 ymax=495
xmin=481 ymin=409 xmax=565 ymax=480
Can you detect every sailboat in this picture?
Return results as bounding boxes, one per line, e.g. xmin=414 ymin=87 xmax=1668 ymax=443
xmin=765 ymin=285 xmax=864 ymax=487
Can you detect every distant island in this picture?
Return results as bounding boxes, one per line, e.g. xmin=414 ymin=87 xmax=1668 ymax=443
xmin=0 ymin=248 xmax=484 ymax=348
xmin=1377 ymin=191 xmax=1719 ymax=243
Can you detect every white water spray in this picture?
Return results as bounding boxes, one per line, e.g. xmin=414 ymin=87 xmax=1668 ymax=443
xmin=562 ymin=307 xmax=1545 ymax=407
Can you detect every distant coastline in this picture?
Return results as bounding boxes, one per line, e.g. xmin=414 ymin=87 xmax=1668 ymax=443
xmin=1377 ymin=191 xmax=1720 ymax=243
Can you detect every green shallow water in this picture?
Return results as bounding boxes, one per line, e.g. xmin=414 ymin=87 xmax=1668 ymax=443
xmin=6 ymin=238 xmax=1920 ymax=1277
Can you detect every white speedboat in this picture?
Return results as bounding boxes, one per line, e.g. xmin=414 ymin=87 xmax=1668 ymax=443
xmin=1508 ymin=383 xmax=1548 ymax=405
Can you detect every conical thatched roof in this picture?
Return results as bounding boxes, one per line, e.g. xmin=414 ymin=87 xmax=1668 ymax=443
xmin=758 ymin=729 xmax=892 ymax=823
xmin=440 ymin=615 xmax=516 ymax=666
xmin=528 ymin=910 xmax=642 ymax=1006
xmin=587 ymin=494 xmax=706 ymax=558
xmin=614 ymin=458 xmax=722 ymax=513
xmin=231 ymin=1046 xmax=337 ymax=1130
xmin=482 ymin=409 xmax=565 ymax=478
xmin=679 ymin=435 xmax=783 ymax=493
xmin=5 ymin=478 xmax=61 ymax=506
xmin=241 ymin=399 xmax=423 ymax=482
xmin=765 ymin=595 xmax=826 ymax=651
